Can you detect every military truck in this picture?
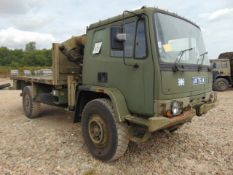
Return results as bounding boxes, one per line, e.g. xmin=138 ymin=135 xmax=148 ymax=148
xmin=211 ymin=52 xmax=233 ymax=91
xmin=11 ymin=7 xmax=217 ymax=161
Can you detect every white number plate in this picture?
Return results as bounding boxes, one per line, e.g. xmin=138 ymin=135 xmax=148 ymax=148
xmin=192 ymin=77 xmax=207 ymax=85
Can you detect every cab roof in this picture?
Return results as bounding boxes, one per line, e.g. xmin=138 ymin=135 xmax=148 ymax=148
xmin=88 ymin=7 xmax=200 ymax=30
xmin=210 ymin=59 xmax=230 ymax=62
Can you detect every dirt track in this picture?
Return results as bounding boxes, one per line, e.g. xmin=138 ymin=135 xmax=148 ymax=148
xmin=0 ymin=79 xmax=232 ymax=175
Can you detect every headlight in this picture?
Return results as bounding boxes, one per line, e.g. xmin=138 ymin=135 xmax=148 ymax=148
xmin=171 ymin=101 xmax=182 ymax=116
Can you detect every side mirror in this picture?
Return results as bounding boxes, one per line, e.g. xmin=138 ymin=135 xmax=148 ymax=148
xmin=116 ymin=33 xmax=127 ymax=42
xmin=111 ymin=27 xmax=125 ymax=50
xmin=212 ymin=63 xmax=217 ymax=69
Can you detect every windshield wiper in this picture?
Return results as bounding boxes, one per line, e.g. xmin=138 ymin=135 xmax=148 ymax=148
xmin=197 ymin=52 xmax=208 ymax=71
xmin=173 ymin=48 xmax=193 ymax=72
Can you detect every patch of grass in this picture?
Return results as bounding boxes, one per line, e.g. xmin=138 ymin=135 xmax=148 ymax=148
xmin=0 ymin=66 xmax=9 ymax=76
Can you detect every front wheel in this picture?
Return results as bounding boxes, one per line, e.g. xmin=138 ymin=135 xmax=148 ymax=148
xmin=81 ymin=99 xmax=129 ymax=162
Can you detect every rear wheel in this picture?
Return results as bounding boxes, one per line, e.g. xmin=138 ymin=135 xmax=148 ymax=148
xmin=22 ymin=86 xmax=41 ymax=119
xmin=213 ymin=78 xmax=229 ymax=91
xmin=82 ymin=98 xmax=129 ymax=162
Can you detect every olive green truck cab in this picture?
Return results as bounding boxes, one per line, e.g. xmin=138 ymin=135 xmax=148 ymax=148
xmin=211 ymin=52 xmax=233 ymax=91
xmin=11 ymin=7 xmax=217 ymax=161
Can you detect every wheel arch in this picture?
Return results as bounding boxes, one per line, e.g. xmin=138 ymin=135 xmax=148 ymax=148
xmin=74 ymin=85 xmax=130 ymax=123
xmin=215 ymin=76 xmax=230 ymax=82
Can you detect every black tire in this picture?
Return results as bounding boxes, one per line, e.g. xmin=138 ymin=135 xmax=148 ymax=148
xmin=82 ymin=98 xmax=129 ymax=162
xmin=22 ymin=86 xmax=41 ymax=119
xmin=213 ymin=78 xmax=229 ymax=91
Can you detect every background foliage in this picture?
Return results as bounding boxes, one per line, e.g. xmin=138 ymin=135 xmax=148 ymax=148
xmin=0 ymin=42 xmax=52 ymax=68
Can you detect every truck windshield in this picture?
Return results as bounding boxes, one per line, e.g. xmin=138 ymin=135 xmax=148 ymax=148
xmin=154 ymin=13 xmax=209 ymax=66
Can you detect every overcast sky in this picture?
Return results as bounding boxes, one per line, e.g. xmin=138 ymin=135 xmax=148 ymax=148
xmin=0 ymin=0 xmax=232 ymax=58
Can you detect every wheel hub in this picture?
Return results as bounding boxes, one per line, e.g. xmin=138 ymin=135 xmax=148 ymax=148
xmin=88 ymin=115 xmax=107 ymax=146
xmin=218 ymin=81 xmax=226 ymax=90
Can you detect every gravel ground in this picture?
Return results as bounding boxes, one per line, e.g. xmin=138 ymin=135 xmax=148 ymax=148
xmin=0 ymin=79 xmax=232 ymax=175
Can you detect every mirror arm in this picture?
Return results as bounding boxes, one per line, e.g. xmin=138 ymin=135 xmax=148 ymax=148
xmin=133 ymin=18 xmax=140 ymax=59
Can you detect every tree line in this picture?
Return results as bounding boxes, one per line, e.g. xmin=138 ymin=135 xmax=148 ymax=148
xmin=0 ymin=42 xmax=52 ymax=68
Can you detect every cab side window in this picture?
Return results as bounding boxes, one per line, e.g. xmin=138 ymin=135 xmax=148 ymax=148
xmin=92 ymin=29 xmax=106 ymax=56
xmin=135 ymin=20 xmax=147 ymax=59
xmin=215 ymin=62 xmax=221 ymax=69
xmin=110 ymin=19 xmax=147 ymax=59
xmin=111 ymin=22 xmax=135 ymax=57
xmin=124 ymin=22 xmax=136 ymax=57
xmin=221 ymin=62 xmax=227 ymax=68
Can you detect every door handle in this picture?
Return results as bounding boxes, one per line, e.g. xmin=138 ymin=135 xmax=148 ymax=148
xmin=133 ymin=63 xmax=139 ymax=69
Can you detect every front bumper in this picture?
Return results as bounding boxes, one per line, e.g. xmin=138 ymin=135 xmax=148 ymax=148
xmin=125 ymin=100 xmax=217 ymax=133
xmin=148 ymin=109 xmax=195 ymax=132
xmin=125 ymin=109 xmax=195 ymax=133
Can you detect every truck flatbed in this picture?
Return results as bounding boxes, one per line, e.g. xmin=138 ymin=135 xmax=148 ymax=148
xmin=12 ymin=75 xmax=54 ymax=85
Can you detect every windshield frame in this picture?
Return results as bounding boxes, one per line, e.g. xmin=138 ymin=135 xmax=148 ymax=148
xmin=153 ymin=12 xmax=210 ymax=69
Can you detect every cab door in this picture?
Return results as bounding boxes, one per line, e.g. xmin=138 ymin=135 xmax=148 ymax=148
xmin=105 ymin=18 xmax=154 ymax=116
xmin=83 ymin=17 xmax=154 ymax=116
